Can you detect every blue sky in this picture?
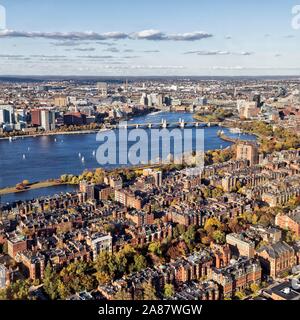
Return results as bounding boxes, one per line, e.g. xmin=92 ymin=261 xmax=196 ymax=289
xmin=0 ymin=0 xmax=299 ymax=76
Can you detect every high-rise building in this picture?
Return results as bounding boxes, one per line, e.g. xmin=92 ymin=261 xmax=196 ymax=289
xmin=153 ymin=170 xmax=163 ymax=187
xmin=140 ymin=93 xmax=148 ymax=105
xmin=54 ymin=96 xmax=68 ymax=108
xmin=79 ymin=181 xmax=95 ymax=200
xmin=15 ymin=109 xmax=27 ymax=123
xmin=0 ymin=105 xmax=15 ymax=124
xmin=252 ymin=93 xmax=261 ymax=108
xmin=31 ymin=109 xmax=42 ymax=127
xmin=40 ymin=110 xmax=56 ymax=131
xmin=236 ymin=141 xmax=259 ymax=166
xmin=97 ymin=82 xmax=108 ymax=97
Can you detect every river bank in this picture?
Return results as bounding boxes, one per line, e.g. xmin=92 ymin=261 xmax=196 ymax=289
xmin=0 ymin=180 xmax=69 ymax=196
xmin=0 ymin=128 xmax=111 ymax=141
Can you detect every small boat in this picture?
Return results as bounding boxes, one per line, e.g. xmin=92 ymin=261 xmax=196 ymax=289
xmin=81 ymin=157 xmax=85 ymax=163
xmin=78 ymin=153 xmax=81 ymax=158
xmin=92 ymin=150 xmax=96 ymax=157
xmin=54 ymin=138 xmax=57 ymax=142
xmin=22 ymin=154 xmax=26 ymax=160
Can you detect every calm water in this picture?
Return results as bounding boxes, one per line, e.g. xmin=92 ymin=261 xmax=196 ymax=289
xmin=0 ymin=112 xmax=256 ymax=203
xmin=1 ymin=185 xmax=78 ymax=204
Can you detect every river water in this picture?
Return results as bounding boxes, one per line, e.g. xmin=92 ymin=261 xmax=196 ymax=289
xmin=0 ymin=112 xmax=256 ymax=204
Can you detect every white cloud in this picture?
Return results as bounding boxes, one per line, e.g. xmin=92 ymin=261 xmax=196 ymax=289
xmin=184 ymin=50 xmax=254 ymax=56
xmin=132 ymin=29 xmax=166 ymax=40
xmin=0 ymin=29 xmax=128 ymax=40
xmin=0 ymin=28 xmax=213 ymax=42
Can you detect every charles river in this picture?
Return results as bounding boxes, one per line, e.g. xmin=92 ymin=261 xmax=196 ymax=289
xmin=0 ymin=112 xmax=256 ymax=204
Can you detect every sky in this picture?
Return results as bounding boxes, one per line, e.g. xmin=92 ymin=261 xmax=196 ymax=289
xmin=0 ymin=0 xmax=300 ymax=76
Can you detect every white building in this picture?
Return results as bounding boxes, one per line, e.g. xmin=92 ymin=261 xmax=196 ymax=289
xmin=41 ymin=109 xmax=56 ymax=131
xmin=87 ymin=233 xmax=113 ymax=260
xmin=0 ymin=105 xmax=15 ymax=124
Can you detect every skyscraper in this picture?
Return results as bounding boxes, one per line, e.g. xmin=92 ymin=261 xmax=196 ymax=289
xmin=0 ymin=105 xmax=15 ymax=124
xmin=40 ymin=110 xmax=56 ymax=131
xmin=236 ymin=141 xmax=259 ymax=166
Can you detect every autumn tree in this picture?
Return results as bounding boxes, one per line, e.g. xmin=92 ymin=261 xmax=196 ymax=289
xmin=43 ymin=263 xmax=59 ymax=300
xmin=143 ymin=282 xmax=158 ymax=300
xmin=164 ymin=283 xmax=175 ymax=298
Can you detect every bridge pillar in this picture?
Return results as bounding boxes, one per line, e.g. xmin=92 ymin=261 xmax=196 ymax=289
xmin=161 ymin=119 xmax=167 ymax=128
xmin=180 ymin=118 xmax=185 ymax=128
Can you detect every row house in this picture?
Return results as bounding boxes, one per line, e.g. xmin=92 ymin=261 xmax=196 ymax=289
xmin=129 ymin=223 xmax=173 ymax=246
xmin=275 ymin=208 xmax=300 ymax=237
xmin=262 ymin=188 xmax=300 ymax=207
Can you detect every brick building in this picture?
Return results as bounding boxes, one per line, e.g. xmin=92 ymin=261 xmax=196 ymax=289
xmin=7 ymin=235 xmax=27 ymax=259
xmin=256 ymin=241 xmax=296 ymax=278
xmin=275 ymin=209 xmax=300 ymax=237
xmin=211 ymin=257 xmax=262 ymax=298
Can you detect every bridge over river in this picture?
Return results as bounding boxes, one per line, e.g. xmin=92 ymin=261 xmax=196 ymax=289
xmin=110 ymin=119 xmax=222 ymax=130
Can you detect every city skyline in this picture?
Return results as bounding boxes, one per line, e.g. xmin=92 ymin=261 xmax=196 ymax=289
xmin=0 ymin=0 xmax=300 ymax=76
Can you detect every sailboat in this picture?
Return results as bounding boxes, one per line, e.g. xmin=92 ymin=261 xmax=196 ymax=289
xmin=22 ymin=154 xmax=26 ymax=160
xmin=81 ymin=156 xmax=85 ymax=163
xmin=78 ymin=152 xmax=81 ymax=158
xmin=92 ymin=150 xmax=96 ymax=157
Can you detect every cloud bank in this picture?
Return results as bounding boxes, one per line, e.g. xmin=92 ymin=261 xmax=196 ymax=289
xmin=0 ymin=29 xmax=213 ymax=42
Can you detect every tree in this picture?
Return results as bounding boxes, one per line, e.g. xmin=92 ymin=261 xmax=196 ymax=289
xmin=212 ymin=230 xmax=226 ymax=244
xmin=235 ymin=291 xmax=246 ymax=300
xmin=250 ymin=283 xmax=260 ymax=295
xmin=1 ymin=280 xmax=31 ymax=300
xmin=164 ymin=284 xmax=175 ymax=298
xmin=143 ymin=282 xmax=158 ymax=300
xmin=148 ymin=242 xmax=162 ymax=256
xmin=43 ymin=263 xmax=59 ymax=300
xmin=114 ymin=289 xmax=132 ymax=300
xmin=201 ymin=235 xmax=212 ymax=246
xmin=173 ymin=224 xmax=186 ymax=239
xmin=95 ymin=252 xmax=117 ymax=284
xmin=133 ymin=254 xmax=147 ymax=272
xmin=57 ymin=279 xmax=71 ymax=300
xmin=59 ymin=262 xmax=95 ymax=294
